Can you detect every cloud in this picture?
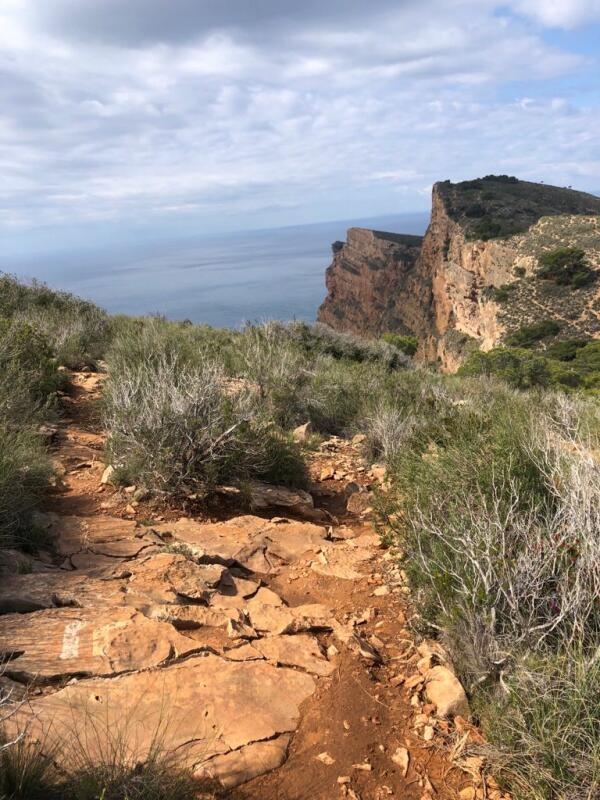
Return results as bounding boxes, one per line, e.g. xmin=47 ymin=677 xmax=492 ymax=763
xmin=0 ymin=0 xmax=598 ymax=242
xmin=511 ymin=0 xmax=600 ymax=28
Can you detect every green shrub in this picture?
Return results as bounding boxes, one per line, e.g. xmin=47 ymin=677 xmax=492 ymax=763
xmin=284 ymin=321 xmax=409 ymax=369
xmin=0 ymin=318 xmax=62 ymax=405
xmin=482 ymin=652 xmax=600 ymax=800
xmin=537 ymin=247 xmax=595 ymax=288
xmin=458 ymin=347 xmax=551 ymax=389
xmin=0 ymin=425 xmax=52 ymax=551
xmin=488 ymin=284 xmax=516 ymax=303
xmin=506 ymin=319 xmax=560 ymax=348
xmin=545 ymin=338 xmax=589 ymax=362
xmin=381 ymin=333 xmax=418 ymax=356
xmin=0 ymin=274 xmax=109 ymax=368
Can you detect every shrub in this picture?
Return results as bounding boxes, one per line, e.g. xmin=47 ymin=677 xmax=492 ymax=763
xmin=237 ymin=322 xmax=310 ymax=427
xmin=104 ymin=352 xmax=306 ymax=494
xmin=300 ymin=357 xmax=384 ymax=435
xmin=378 ymin=388 xmax=600 ymax=799
xmin=381 ymin=333 xmax=418 ymax=357
xmin=0 ymin=318 xmax=61 ymax=406
xmin=537 ymin=248 xmax=595 ymax=288
xmin=0 ymin=425 xmax=52 ymax=551
xmin=488 ymin=284 xmax=516 ymax=303
xmin=458 ymin=348 xmax=551 ymax=389
xmin=506 ymin=319 xmax=560 ymax=348
xmin=545 ymin=338 xmax=589 ymax=362
xmin=0 ymin=274 xmax=109 ymax=368
xmin=284 ymin=321 xmax=410 ymax=370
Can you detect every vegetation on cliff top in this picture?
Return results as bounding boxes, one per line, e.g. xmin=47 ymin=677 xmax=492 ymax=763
xmin=437 ymin=175 xmax=600 ymax=240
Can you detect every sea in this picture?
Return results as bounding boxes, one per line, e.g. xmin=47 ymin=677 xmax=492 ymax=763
xmin=5 ymin=213 xmax=428 ymax=329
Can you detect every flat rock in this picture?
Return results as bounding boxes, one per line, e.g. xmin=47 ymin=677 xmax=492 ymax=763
xmin=248 ymin=601 xmax=334 ymax=636
xmin=311 ymin=541 xmax=373 ymax=581
xmin=146 ymin=604 xmax=240 ymax=630
xmin=0 ymin=607 xmax=199 ymax=683
xmin=200 ymin=734 xmax=291 ymax=789
xmin=15 ymin=655 xmax=315 ymax=788
xmin=0 ymin=571 xmax=128 ymax=614
xmin=48 ymin=515 xmax=153 ymax=558
xmin=255 ymin=634 xmax=335 ymax=677
xmin=153 ymin=516 xmax=328 ymax=574
xmin=246 ymin=481 xmax=314 ymax=515
xmin=125 ymin=553 xmax=227 ymax=605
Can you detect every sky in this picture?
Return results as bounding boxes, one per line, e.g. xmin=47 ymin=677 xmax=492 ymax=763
xmin=1 ymin=0 xmax=600 ymax=258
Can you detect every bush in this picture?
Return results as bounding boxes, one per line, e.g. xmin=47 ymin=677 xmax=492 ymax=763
xmin=378 ymin=387 xmax=600 ymax=799
xmin=488 ymin=284 xmax=516 ymax=303
xmin=0 ymin=318 xmax=56 ymax=551
xmin=237 ymin=322 xmax=310 ymax=428
xmin=537 ymin=248 xmax=595 ymax=288
xmin=0 ymin=319 xmax=61 ymax=406
xmin=381 ymin=333 xmax=418 ymax=357
xmin=104 ymin=349 xmax=306 ymax=494
xmin=458 ymin=347 xmax=551 ymax=389
xmin=284 ymin=321 xmax=410 ymax=369
xmin=545 ymin=338 xmax=589 ymax=362
xmin=0 ymin=274 xmax=109 ymax=368
xmin=506 ymin=319 xmax=560 ymax=348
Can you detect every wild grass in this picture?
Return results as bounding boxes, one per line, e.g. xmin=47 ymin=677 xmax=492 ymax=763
xmin=0 ymin=274 xmax=109 ymax=369
xmin=0 ymin=690 xmax=217 ymax=800
xmin=376 ymin=381 xmax=600 ymax=798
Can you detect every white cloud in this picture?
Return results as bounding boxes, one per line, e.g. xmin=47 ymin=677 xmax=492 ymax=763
xmin=0 ymin=0 xmax=597 ymax=240
xmin=511 ymin=0 xmax=600 ymax=28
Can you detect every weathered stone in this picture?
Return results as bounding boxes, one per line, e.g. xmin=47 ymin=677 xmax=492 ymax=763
xmin=49 ymin=515 xmax=153 ymax=559
xmin=346 ymin=491 xmax=374 ymax=515
xmin=147 ymin=604 xmax=239 ymax=630
xmin=311 ymin=540 xmax=372 ymax=581
xmin=0 ymin=607 xmax=199 ymax=682
xmin=246 ymin=481 xmax=315 ymax=518
xmin=199 ymin=734 xmax=291 ymax=789
xmin=100 ymin=465 xmax=115 ymax=485
xmin=425 ymin=665 xmax=469 ymax=718
xmin=152 ymin=516 xmax=328 ymax=574
xmin=0 ymin=571 xmax=128 ymax=614
xmin=248 ymin=601 xmax=334 ymax=636
xmin=255 ymin=634 xmax=335 ymax=677
xmin=292 ymin=422 xmax=312 ymax=442
xmin=15 ymin=655 xmax=314 ymax=788
xmin=391 ymin=746 xmax=409 ymax=776
xmin=125 ymin=553 xmax=227 ymax=604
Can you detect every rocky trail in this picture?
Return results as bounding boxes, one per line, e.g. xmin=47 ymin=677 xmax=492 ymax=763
xmin=0 ymin=371 xmax=505 ymax=800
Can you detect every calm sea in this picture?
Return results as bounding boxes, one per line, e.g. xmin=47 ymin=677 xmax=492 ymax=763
xmin=6 ymin=213 xmax=428 ymax=328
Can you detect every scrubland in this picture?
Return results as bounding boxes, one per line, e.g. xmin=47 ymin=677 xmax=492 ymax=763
xmin=0 ymin=273 xmax=598 ymax=799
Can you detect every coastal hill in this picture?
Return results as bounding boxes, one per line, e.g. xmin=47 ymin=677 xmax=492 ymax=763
xmin=318 ymin=176 xmax=600 ymax=370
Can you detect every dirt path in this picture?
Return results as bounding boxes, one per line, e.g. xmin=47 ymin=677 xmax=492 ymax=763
xmin=0 ymin=372 xmax=501 ymax=800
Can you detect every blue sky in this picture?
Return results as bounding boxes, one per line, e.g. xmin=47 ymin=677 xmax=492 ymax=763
xmin=1 ymin=0 xmax=599 ymax=258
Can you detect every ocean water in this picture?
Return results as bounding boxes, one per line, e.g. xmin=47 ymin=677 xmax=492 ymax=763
xmin=6 ymin=213 xmax=428 ymax=329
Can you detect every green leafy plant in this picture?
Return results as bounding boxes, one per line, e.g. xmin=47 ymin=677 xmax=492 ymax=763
xmin=537 ymin=247 xmax=595 ymax=288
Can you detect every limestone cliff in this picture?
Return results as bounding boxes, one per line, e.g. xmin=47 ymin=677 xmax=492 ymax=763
xmin=318 ymin=177 xmax=600 ymax=371
xmin=317 ymin=228 xmax=423 ymax=336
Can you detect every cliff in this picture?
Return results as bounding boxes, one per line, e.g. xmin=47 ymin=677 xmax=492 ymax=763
xmin=318 ymin=176 xmax=600 ymax=371
xmin=317 ymin=228 xmax=423 ymax=336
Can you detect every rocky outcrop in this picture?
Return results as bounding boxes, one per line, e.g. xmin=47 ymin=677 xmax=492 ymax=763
xmin=317 ymin=228 xmax=423 ymax=336
xmin=318 ymin=177 xmax=600 ymax=371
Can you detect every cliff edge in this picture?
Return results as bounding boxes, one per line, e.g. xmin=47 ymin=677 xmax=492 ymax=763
xmin=318 ymin=176 xmax=600 ymax=371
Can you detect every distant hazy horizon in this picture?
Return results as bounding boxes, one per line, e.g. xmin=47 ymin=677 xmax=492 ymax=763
xmin=4 ymin=211 xmax=429 ymax=328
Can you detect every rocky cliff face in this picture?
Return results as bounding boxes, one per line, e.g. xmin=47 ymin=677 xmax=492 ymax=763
xmin=318 ymin=177 xmax=600 ymax=371
xmin=317 ymin=228 xmax=423 ymax=336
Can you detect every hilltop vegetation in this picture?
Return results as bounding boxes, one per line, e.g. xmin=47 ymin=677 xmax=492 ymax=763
xmin=2 ymin=273 xmax=600 ymax=799
xmin=437 ymin=175 xmax=600 ymax=240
